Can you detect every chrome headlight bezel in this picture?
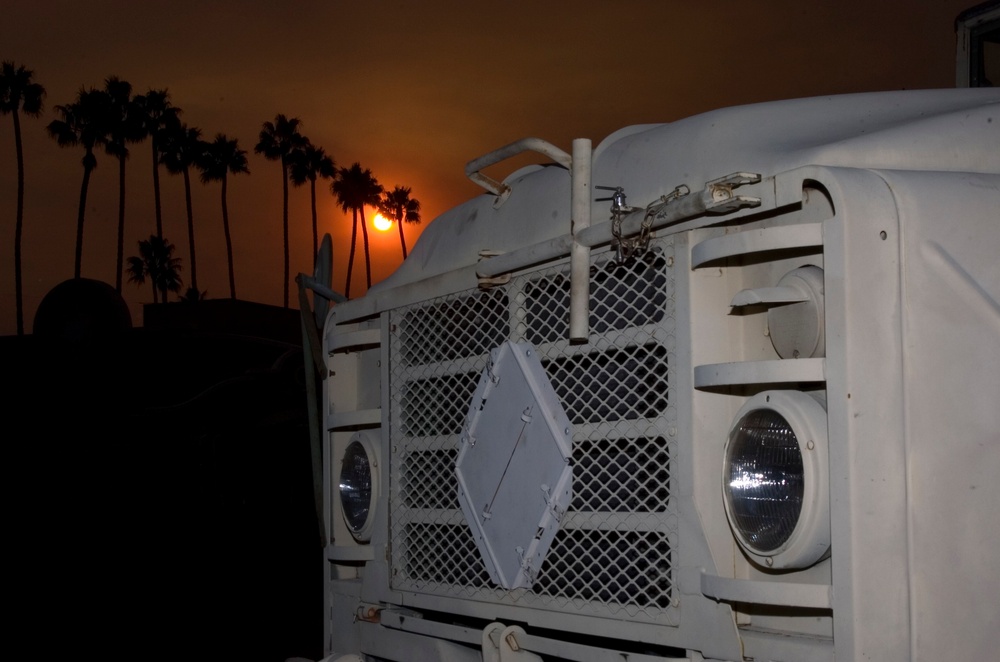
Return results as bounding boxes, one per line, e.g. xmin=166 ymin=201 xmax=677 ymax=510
xmin=339 ymin=432 xmax=379 ymax=543
xmin=722 ymin=390 xmax=830 ymax=570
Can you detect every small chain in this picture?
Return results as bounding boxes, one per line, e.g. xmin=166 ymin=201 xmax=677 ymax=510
xmin=611 ymin=185 xmax=688 ymax=265
xmin=611 ymin=209 xmax=627 ymax=263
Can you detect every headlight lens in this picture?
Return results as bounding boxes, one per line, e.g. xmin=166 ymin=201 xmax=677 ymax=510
xmin=722 ymin=390 xmax=830 ymax=570
xmin=340 ymin=439 xmax=373 ymax=536
xmin=725 ymin=409 xmax=804 ymax=554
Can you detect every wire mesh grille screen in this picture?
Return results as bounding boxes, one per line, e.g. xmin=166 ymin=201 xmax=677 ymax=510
xmin=389 ymin=245 xmax=678 ymax=624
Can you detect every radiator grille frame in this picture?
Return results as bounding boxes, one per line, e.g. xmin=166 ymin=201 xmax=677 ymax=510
xmin=388 ymin=243 xmax=679 ymax=624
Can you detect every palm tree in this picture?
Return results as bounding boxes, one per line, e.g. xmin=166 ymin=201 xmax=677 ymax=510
xmin=126 ymin=234 xmax=182 ymax=304
xmin=1 ymin=61 xmax=45 ymax=336
xmin=254 ymin=114 xmax=306 ymax=308
xmin=332 ymin=163 xmax=383 ymax=298
xmin=47 ymin=86 xmax=112 ymax=279
xmin=198 ymin=134 xmax=249 ymax=300
xmin=134 ymin=89 xmax=180 ymax=240
xmin=103 ymin=76 xmax=146 ymax=293
xmin=160 ymin=123 xmax=205 ymax=292
xmin=378 ymin=185 xmax=422 ymax=260
xmin=288 ymin=140 xmax=335 ymax=265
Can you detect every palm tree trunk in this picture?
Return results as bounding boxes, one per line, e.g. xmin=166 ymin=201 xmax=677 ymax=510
xmin=345 ymin=209 xmax=358 ymax=299
xmin=12 ymin=110 xmax=25 ymax=335
xmin=74 ymin=155 xmax=94 ymax=279
xmin=115 ymin=155 xmax=127 ymax=293
xmin=360 ymin=206 xmax=372 ymax=289
xmin=310 ymin=178 xmax=318 ymax=268
xmin=152 ymin=137 xmax=163 ymax=240
xmin=281 ymin=163 xmax=289 ymax=308
xmin=183 ymin=167 xmax=197 ymax=290
xmin=222 ymin=176 xmax=236 ymax=299
xmin=397 ymin=217 xmax=408 ymax=260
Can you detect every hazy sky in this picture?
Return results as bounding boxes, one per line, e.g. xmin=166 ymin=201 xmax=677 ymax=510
xmin=0 ymin=0 xmax=974 ymax=335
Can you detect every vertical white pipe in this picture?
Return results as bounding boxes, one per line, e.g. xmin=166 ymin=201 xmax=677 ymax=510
xmin=569 ymin=138 xmax=592 ymax=343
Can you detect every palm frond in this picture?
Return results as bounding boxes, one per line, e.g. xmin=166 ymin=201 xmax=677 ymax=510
xmin=332 ymin=162 xmax=383 ymax=214
xmin=126 ymin=235 xmax=184 ymax=298
xmin=254 ymin=113 xmax=307 ymax=161
xmin=0 ymin=61 xmax=46 ymax=116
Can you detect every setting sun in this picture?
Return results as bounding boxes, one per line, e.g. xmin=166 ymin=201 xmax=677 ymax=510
xmin=373 ymin=212 xmax=392 ymax=232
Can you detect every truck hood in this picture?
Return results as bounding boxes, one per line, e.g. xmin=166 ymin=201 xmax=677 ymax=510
xmin=371 ymin=89 xmax=999 ymax=295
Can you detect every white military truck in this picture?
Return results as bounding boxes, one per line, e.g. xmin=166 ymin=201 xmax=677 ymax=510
xmin=312 ymin=87 xmax=999 ymax=662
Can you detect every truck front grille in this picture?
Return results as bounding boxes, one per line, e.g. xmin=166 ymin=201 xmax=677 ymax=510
xmin=389 ymin=246 xmax=678 ymax=623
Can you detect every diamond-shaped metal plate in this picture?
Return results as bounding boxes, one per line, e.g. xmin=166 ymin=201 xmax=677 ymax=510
xmin=455 ymin=340 xmax=573 ymax=589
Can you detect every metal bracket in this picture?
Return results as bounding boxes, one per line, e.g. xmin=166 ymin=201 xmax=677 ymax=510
xmin=477 ymin=250 xmax=512 ymax=290
xmin=482 ymin=622 xmax=543 ymax=662
xmin=703 ymin=172 xmax=762 ymax=214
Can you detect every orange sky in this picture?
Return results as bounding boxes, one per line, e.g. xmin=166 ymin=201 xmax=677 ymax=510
xmin=0 ymin=0 xmax=974 ymax=335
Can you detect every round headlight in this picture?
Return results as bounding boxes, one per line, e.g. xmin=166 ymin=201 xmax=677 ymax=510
xmin=725 ymin=408 xmax=804 ymax=553
xmin=723 ymin=391 xmax=829 ymax=569
xmin=339 ymin=433 xmax=379 ymax=542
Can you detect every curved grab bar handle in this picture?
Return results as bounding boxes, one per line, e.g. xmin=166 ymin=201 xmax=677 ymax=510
xmin=465 ymin=137 xmax=573 ymax=197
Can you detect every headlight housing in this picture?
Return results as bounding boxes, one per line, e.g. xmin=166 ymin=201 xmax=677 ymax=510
xmin=723 ymin=390 xmax=829 ymax=569
xmin=768 ymin=265 xmax=825 ymax=360
xmin=339 ymin=432 xmax=379 ymax=542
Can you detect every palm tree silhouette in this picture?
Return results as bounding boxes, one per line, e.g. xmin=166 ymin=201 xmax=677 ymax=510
xmin=288 ymin=140 xmax=335 ymax=266
xmin=134 ymin=89 xmax=180 ymax=240
xmin=103 ymin=76 xmax=146 ymax=293
xmin=378 ymin=185 xmax=422 ymax=260
xmin=160 ymin=123 xmax=205 ymax=293
xmin=332 ymin=163 xmax=383 ymax=298
xmin=198 ymin=134 xmax=249 ymax=300
xmin=126 ymin=234 xmax=182 ymax=304
xmin=254 ymin=114 xmax=307 ymax=308
xmin=1 ymin=61 xmax=45 ymax=336
xmin=47 ymin=86 xmax=112 ymax=279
